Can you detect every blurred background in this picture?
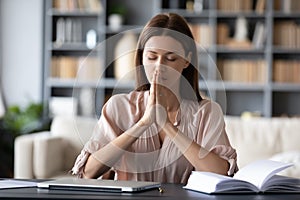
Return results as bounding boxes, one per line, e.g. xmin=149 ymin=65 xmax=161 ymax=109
xmin=1 ymin=0 xmax=300 ymax=178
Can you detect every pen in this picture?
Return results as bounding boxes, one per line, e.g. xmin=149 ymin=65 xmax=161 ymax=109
xmin=158 ymin=187 xmax=164 ymax=193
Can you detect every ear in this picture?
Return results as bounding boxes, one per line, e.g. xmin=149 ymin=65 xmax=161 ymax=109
xmin=184 ymin=52 xmax=192 ymax=69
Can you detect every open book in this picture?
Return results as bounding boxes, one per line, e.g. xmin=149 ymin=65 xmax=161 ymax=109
xmin=184 ymin=160 xmax=300 ymax=194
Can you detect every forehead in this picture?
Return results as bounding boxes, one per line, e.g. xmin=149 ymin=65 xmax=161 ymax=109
xmin=144 ymin=36 xmax=185 ymax=55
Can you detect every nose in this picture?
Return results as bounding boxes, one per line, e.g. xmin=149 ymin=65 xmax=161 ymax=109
xmin=154 ymin=58 xmax=166 ymax=73
xmin=154 ymin=65 xmax=166 ymax=74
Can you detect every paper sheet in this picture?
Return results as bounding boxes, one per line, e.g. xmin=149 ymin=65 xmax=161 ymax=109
xmin=0 ymin=180 xmax=37 ymax=189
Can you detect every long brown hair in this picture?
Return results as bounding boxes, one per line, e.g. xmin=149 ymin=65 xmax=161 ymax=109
xmin=135 ymin=13 xmax=202 ymax=102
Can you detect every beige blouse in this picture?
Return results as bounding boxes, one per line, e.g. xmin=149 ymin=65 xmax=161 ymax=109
xmin=72 ymin=91 xmax=238 ymax=184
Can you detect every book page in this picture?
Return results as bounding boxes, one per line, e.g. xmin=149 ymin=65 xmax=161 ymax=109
xmin=183 ymin=171 xmax=231 ymax=193
xmin=233 ymin=160 xmax=293 ymax=190
xmin=262 ymin=175 xmax=300 ymax=192
xmin=184 ymin=171 xmax=258 ymax=193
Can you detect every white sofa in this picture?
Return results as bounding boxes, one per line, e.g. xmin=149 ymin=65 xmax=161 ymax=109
xmin=14 ymin=116 xmax=97 ymax=179
xmin=14 ymin=115 xmax=300 ymax=179
xmin=225 ymin=116 xmax=300 ymax=178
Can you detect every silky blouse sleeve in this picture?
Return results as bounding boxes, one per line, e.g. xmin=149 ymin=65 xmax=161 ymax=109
xmin=196 ymin=100 xmax=238 ymax=176
xmin=71 ymin=96 xmax=122 ymax=177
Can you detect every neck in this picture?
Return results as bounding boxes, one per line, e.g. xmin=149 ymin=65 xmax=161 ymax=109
xmin=165 ymin=86 xmax=181 ymax=112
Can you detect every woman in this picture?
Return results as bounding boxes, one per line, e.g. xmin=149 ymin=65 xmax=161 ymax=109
xmin=72 ymin=13 xmax=237 ymax=184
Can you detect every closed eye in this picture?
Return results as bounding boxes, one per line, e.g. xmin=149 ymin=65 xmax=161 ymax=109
xmin=144 ymin=51 xmax=179 ymax=62
xmin=166 ymin=57 xmax=176 ymax=62
xmin=147 ymin=56 xmax=157 ymax=60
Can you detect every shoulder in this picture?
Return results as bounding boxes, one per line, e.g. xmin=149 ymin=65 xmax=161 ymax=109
xmin=104 ymin=90 xmax=148 ymax=111
xmin=199 ymin=99 xmax=224 ymax=115
xmin=184 ymin=99 xmax=225 ymax=128
xmin=197 ymin=99 xmax=225 ymax=127
xmin=102 ymin=91 xmax=148 ymax=128
xmin=182 ymin=99 xmax=224 ymax=116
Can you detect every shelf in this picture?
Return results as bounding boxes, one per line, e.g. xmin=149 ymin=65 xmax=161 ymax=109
xmin=223 ymin=82 xmax=266 ymax=91
xmin=215 ymin=46 xmax=265 ymax=54
xmin=272 ymin=83 xmax=300 ymax=91
xmin=216 ymin=11 xmax=266 ymax=18
xmin=273 ymin=12 xmax=300 ymax=18
xmin=42 ymin=0 xmax=300 ymax=117
xmin=104 ymin=25 xmax=143 ymax=35
xmin=47 ymin=78 xmax=135 ymax=89
xmin=49 ymin=43 xmax=97 ymax=51
xmin=47 ymin=79 xmax=271 ymax=98
xmin=160 ymin=8 xmax=210 ymax=18
xmin=200 ymin=81 xmax=266 ymax=91
xmin=272 ymin=47 xmax=300 ymax=54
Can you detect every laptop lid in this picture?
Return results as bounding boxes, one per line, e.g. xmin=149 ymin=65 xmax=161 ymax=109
xmin=37 ymin=178 xmax=161 ymax=193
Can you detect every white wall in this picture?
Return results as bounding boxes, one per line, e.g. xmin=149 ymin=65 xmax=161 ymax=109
xmin=0 ymin=0 xmax=43 ymax=108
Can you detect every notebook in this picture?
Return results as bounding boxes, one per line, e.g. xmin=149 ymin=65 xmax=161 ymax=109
xmin=37 ymin=178 xmax=161 ymax=193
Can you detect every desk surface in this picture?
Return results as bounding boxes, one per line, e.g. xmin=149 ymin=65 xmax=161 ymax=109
xmin=0 ymin=183 xmax=300 ymax=200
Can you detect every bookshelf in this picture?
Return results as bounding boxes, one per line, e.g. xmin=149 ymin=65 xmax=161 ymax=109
xmin=43 ymin=0 xmax=300 ymax=118
xmin=43 ymin=0 xmax=157 ymax=118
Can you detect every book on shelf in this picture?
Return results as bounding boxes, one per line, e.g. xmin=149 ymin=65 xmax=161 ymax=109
xmin=252 ymin=22 xmax=266 ymax=49
xmin=184 ymin=159 xmax=300 ymax=194
xmin=255 ymin=0 xmax=265 ymax=14
xmin=55 ymin=17 xmax=83 ymax=45
xmin=53 ymin=0 xmax=103 ymax=13
xmin=273 ymin=21 xmax=300 ymax=49
xmin=218 ymin=59 xmax=266 ymax=83
xmin=52 ymin=56 xmax=78 ymax=79
xmin=217 ymin=23 xmax=230 ymax=45
xmin=274 ymin=0 xmax=300 ymax=13
xmin=217 ymin=0 xmax=253 ymax=12
xmin=273 ymin=60 xmax=300 ymax=83
xmin=188 ymin=23 xmax=213 ymax=48
xmin=51 ymin=56 xmax=102 ymax=80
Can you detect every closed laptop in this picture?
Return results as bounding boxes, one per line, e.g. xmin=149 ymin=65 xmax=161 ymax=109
xmin=37 ymin=178 xmax=161 ymax=193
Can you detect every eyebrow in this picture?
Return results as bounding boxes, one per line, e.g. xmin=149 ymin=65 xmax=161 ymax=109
xmin=145 ymin=50 xmax=176 ymax=55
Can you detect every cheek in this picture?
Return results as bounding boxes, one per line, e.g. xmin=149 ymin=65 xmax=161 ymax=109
xmin=167 ymin=62 xmax=185 ymax=76
xmin=144 ymin=64 xmax=155 ymax=82
xmin=142 ymin=55 xmax=152 ymax=81
xmin=166 ymin=67 xmax=182 ymax=82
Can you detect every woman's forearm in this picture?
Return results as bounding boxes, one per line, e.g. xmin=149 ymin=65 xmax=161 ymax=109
xmin=163 ymin=122 xmax=229 ymax=175
xmin=83 ymin=121 xmax=150 ymax=179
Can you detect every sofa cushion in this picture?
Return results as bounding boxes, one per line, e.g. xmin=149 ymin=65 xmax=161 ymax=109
xmin=270 ymin=151 xmax=300 ymax=178
xmin=33 ymin=135 xmax=65 ymax=178
xmin=14 ymin=132 xmax=50 ymax=178
xmin=278 ymin=118 xmax=300 ymax=152
xmin=51 ymin=116 xmax=98 ymax=153
xmin=225 ymin=117 xmax=282 ymax=168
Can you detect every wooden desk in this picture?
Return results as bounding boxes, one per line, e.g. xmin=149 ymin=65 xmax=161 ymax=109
xmin=0 ymin=183 xmax=299 ymax=200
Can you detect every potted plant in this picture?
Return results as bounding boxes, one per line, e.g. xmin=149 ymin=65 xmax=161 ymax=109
xmin=0 ymin=102 xmax=50 ymax=177
xmin=108 ymin=4 xmax=127 ymax=31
